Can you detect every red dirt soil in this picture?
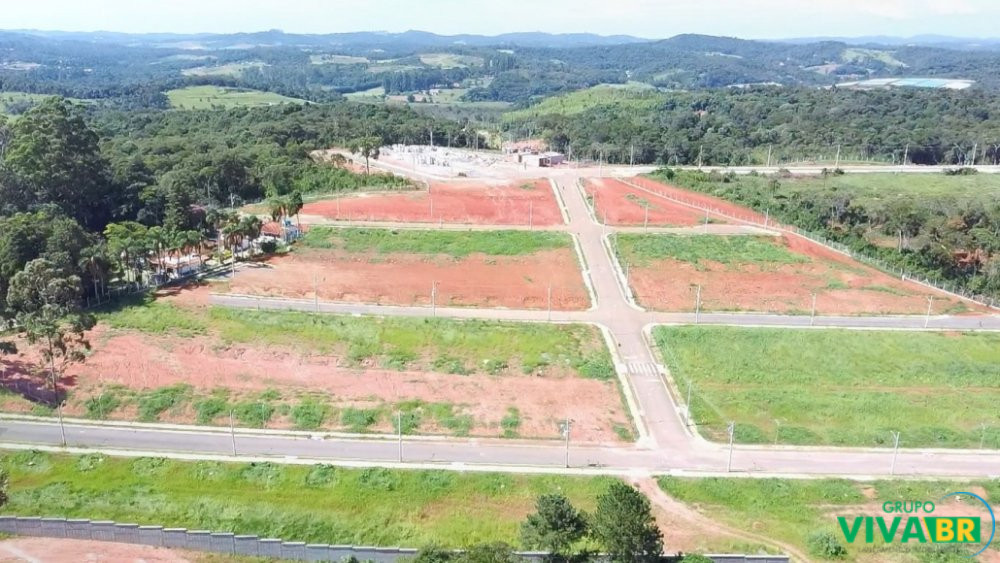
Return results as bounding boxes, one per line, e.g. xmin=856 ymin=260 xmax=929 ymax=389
xmin=629 ymin=175 xmax=770 ymax=224
xmin=228 ymin=248 xmax=590 ymax=311
xmin=49 ymin=326 xmax=627 ymax=442
xmin=300 ymin=180 xmax=563 ymax=226
xmin=0 ymin=537 xmax=196 ymax=562
xmin=630 ymin=234 xmax=981 ymax=315
xmin=584 ymin=178 xmax=717 ymax=227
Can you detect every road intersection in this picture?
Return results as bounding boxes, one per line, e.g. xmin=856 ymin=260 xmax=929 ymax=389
xmin=3 ymin=164 xmax=999 ymax=479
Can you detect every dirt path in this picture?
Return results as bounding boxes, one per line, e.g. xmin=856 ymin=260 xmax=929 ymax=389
xmin=0 ymin=537 xmax=195 ymax=562
xmin=631 ymin=477 xmax=811 ymax=562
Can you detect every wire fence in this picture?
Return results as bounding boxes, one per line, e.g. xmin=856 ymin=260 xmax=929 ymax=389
xmin=619 ymin=179 xmax=999 ymax=311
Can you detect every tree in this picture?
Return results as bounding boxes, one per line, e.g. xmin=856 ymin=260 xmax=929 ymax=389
xmin=590 ymin=481 xmax=663 ymax=563
xmin=454 ymin=543 xmax=518 ymax=563
xmin=520 ymin=494 xmax=588 ymax=558
xmin=6 ymin=259 xmax=95 ymax=442
xmin=4 ymin=98 xmax=113 ymax=230
xmin=349 ymin=136 xmax=382 ymax=175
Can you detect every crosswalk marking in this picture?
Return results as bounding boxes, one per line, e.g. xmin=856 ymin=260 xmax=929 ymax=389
xmin=626 ymin=362 xmax=661 ymax=379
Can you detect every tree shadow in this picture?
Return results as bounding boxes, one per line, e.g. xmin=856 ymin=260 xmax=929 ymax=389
xmin=0 ymin=359 xmax=70 ymax=406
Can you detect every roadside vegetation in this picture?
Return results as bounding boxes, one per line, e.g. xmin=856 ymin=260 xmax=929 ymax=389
xmin=614 ymin=234 xmax=806 ymax=268
xmin=651 ymin=169 xmax=1000 ymax=304
xmin=654 ymin=326 xmax=1000 ymax=448
xmin=300 ymin=228 xmax=572 ymax=258
xmin=659 ymin=477 xmax=998 ymax=561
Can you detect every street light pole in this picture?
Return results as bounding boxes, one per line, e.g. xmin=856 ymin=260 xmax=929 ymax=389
xmin=695 ymin=285 xmax=702 ymax=324
xmin=924 ymin=297 xmax=933 ymax=328
xmin=890 ymin=431 xmax=901 ymax=476
xmin=727 ymin=421 xmax=736 ymax=472
xmin=563 ymin=418 xmax=572 ymax=468
xmin=230 ymin=410 xmax=237 ymax=456
xmin=810 ymin=293 xmax=817 ymax=325
xmin=397 ymin=412 xmax=403 ymax=463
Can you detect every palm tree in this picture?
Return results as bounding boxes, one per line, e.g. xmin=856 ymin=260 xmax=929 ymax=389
xmin=78 ymin=243 xmax=110 ymax=299
xmin=287 ymin=192 xmax=304 ymax=233
xmin=239 ymin=215 xmax=263 ymax=256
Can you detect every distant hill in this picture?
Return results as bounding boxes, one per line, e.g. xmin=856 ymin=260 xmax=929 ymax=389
xmin=8 ymin=29 xmax=650 ymax=49
xmin=780 ymin=35 xmax=1000 ymax=51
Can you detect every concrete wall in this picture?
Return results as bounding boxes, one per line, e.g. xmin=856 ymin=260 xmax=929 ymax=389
xmin=0 ymin=516 xmax=788 ymax=563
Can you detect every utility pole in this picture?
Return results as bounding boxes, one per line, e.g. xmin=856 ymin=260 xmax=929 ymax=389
xmin=971 ymin=142 xmax=978 ymax=166
xmin=547 ymin=284 xmax=553 ymax=321
xmin=686 ymin=381 xmax=693 ymax=425
xmin=835 ymin=144 xmax=841 ymax=168
xmin=764 ymin=209 xmax=769 ymax=228
xmin=903 ymin=144 xmax=909 ymax=166
xmin=774 ymin=419 xmax=781 ymax=445
xmin=695 ymin=285 xmax=702 ymax=324
xmin=698 ymin=145 xmax=704 ymax=169
xmin=810 ymin=293 xmax=817 ymax=326
xmin=230 ymin=410 xmax=237 ymax=456
xmin=766 ymin=144 xmax=772 ymax=168
xmin=563 ymin=418 xmax=572 ymax=468
xmin=397 ymin=412 xmax=403 ymax=462
xmin=630 ymin=143 xmax=635 ymax=167
xmin=890 ymin=431 xmax=901 ymax=476
xmin=924 ymin=297 xmax=933 ymax=328
xmin=644 ymin=205 xmax=649 ymax=231
xmin=429 ymin=127 xmax=434 ymax=147
xmin=313 ymin=274 xmax=319 ymax=312
xmin=727 ymin=421 xmax=736 ymax=472
xmin=431 ymin=281 xmax=437 ymax=316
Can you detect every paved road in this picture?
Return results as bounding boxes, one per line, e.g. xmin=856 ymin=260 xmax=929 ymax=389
xmin=5 ymin=164 xmax=1000 ymax=479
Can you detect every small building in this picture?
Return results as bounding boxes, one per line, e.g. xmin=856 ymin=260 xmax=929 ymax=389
xmin=519 ymin=151 xmax=565 ymax=167
xmin=261 ymin=219 xmax=301 ymax=243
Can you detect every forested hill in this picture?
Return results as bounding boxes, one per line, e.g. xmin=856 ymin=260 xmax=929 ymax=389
xmin=503 ymin=85 xmax=1000 ymax=166
xmin=3 ymin=29 xmax=1000 ymax=109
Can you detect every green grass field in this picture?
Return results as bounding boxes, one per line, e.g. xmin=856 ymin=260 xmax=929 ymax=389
xmin=2 ymin=451 xmax=614 ymax=548
xmin=654 ymin=326 xmax=1000 ymax=448
xmin=659 ymin=477 xmax=998 ymax=560
xmin=180 ymin=62 xmax=267 ymax=77
xmin=614 ymin=234 xmax=806 ymax=268
xmin=103 ymin=301 xmax=612 ymax=380
xmin=300 ymin=228 xmax=571 ymax=258
xmin=418 ymin=53 xmax=484 ymax=68
xmin=166 ymin=86 xmax=305 ymax=110
xmin=504 ymin=84 xmax=664 ymax=122
xmin=779 ymin=172 xmax=1000 ymax=201
xmin=309 ymin=54 xmax=370 ymax=65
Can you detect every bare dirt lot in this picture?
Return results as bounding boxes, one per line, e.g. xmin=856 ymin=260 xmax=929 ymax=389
xmin=300 ymin=180 xmax=563 ymax=226
xmin=584 ymin=178 xmax=718 ymax=227
xmin=0 ymin=537 xmax=197 ymax=562
xmin=225 ymin=248 xmax=590 ymax=311
xmin=627 ymin=175 xmax=770 ymax=224
xmin=625 ymin=234 xmax=978 ymax=315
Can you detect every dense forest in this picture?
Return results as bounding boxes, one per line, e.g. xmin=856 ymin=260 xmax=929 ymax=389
xmin=651 ymin=168 xmax=1000 ymax=302
xmin=504 ymin=86 xmax=1000 ymax=165
xmin=6 ymin=30 xmax=1000 ymax=109
xmin=0 ymin=97 xmax=478 ymax=322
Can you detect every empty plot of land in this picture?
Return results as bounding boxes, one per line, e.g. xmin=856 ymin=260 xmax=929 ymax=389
xmin=655 ymin=326 xmax=1000 ymax=448
xmin=300 ymin=180 xmax=563 ymax=226
xmin=228 ymin=228 xmax=588 ymax=310
xmin=584 ymin=178 xmax=716 ymax=227
xmin=615 ymin=233 xmax=973 ymax=315
xmin=0 ymin=299 xmax=627 ymax=440
xmin=166 ymin=85 xmax=304 ymax=109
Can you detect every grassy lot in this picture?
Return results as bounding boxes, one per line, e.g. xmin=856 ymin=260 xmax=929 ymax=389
xmin=659 ymin=477 xmax=998 ymax=561
xmin=418 ymin=53 xmax=484 ymax=68
xmin=615 ymin=234 xmax=806 ymax=268
xmin=180 ymin=62 xmax=267 ymax=77
xmin=103 ymin=300 xmax=613 ymax=380
xmin=300 ymin=228 xmax=572 ymax=258
xmin=777 ymin=172 xmax=1000 ymax=200
xmin=504 ymin=84 xmax=664 ymax=122
xmin=166 ymin=86 xmax=305 ymax=110
xmin=2 ymin=452 xmax=614 ymax=548
xmin=654 ymin=326 xmax=1000 ymax=448
xmin=309 ymin=54 xmax=370 ymax=65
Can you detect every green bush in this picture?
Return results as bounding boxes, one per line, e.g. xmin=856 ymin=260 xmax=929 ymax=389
xmin=84 ymin=393 xmax=121 ymax=419
xmin=483 ymin=358 xmax=508 ymax=375
xmin=575 ymin=355 xmax=615 ymax=380
xmin=358 ymin=467 xmax=400 ymax=491
xmin=304 ymin=464 xmax=339 ymax=488
xmin=137 ymin=385 xmax=191 ymax=422
xmin=500 ymin=407 xmax=521 ymax=438
xmin=340 ymin=407 xmax=381 ymax=432
xmin=233 ymin=401 xmax=275 ymax=428
xmin=291 ymin=399 xmax=329 ymax=430
xmin=194 ymin=396 xmax=229 ymax=424
xmin=807 ymin=531 xmax=847 ymax=559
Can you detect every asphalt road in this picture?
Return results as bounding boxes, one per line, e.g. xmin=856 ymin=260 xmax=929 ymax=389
xmin=3 ymin=164 xmax=999 ymax=479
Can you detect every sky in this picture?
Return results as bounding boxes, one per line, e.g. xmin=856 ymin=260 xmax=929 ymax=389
xmin=2 ymin=0 xmax=999 ymax=39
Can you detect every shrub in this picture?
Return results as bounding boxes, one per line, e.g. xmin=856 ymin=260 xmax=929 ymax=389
xmin=500 ymin=407 xmax=521 ymax=438
xmin=137 ymin=385 xmax=191 ymax=422
xmin=680 ymin=555 xmax=714 ymax=563
xmin=84 ymin=392 xmax=120 ymax=419
xmin=341 ymin=407 xmax=381 ymax=432
xmin=291 ymin=399 xmax=329 ymax=430
xmin=807 ymin=531 xmax=847 ymax=559
xmin=233 ymin=401 xmax=275 ymax=428
xmin=194 ymin=396 xmax=229 ymax=424
xmin=260 ymin=239 xmax=278 ymax=254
